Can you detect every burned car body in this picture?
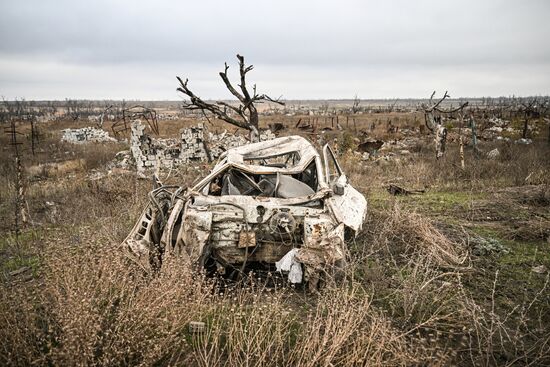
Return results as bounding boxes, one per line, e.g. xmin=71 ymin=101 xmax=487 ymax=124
xmin=122 ymin=135 xmax=367 ymax=288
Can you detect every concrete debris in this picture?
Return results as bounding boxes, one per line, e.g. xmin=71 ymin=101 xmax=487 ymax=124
xmin=205 ymin=128 xmax=276 ymax=158
xmin=61 ymin=127 xmax=117 ymax=143
xmin=130 ymin=121 xmax=194 ymax=172
xmin=129 ymin=121 xmax=276 ymax=172
xmin=487 ymin=148 xmax=500 ymax=159
xmin=113 ymin=150 xmax=133 ymax=169
xmin=488 ymin=117 xmax=509 ymax=127
xmin=515 ymin=138 xmax=533 ymax=145
xmin=532 ymin=265 xmax=547 ymax=274
xmin=189 ymin=321 xmax=206 ymax=333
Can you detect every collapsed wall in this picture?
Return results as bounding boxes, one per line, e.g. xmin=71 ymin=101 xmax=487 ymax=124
xmin=130 ymin=122 xmax=191 ymax=170
xmin=130 ymin=121 xmax=275 ymax=172
xmin=61 ymin=127 xmax=117 ymax=143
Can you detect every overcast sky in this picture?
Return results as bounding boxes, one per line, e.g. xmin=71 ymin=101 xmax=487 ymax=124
xmin=0 ymin=0 xmax=549 ymax=100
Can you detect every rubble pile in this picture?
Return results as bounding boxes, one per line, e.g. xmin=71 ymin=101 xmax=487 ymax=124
xmin=61 ymin=127 xmax=117 ymax=143
xmin=131 ymin=122 xmax=189 ymax=171
xmin=129 ymin=121 xmax=276 ymax=172
xmin=357 ymin=137 xmax=420 ymax=162
xmin=206 ymin=129 xmax=276 ymax=157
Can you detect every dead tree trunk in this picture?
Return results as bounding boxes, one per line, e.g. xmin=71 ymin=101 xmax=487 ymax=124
xmin=520 ymin=98 xmax=538 ymax=139
xmin=177 ymin=54 xmax=284 ymax=142
xmin=522 ymin=112 xmax=530 ymax=139
xmin=470 ymin=115 xmax=479 ymax=157
xmin=422 ymin=91 xmax=468 ymax=160
xmin=5 ymin=120 xmax=28 ymax=240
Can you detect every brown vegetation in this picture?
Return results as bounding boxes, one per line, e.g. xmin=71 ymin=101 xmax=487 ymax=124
xmin=1 ymin=107 xmax=549 ymax=366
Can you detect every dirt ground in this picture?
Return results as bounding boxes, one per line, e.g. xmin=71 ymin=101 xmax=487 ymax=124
xmin=1 ymin=110 xmax=549 ymax=366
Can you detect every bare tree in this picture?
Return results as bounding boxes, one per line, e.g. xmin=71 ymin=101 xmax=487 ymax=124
xmin=177 ymin=54 xmax=284 ymax=142
xmin=518 ymin=97 xmax=549 ymax=139
xmin=422 ymin=91 xmax=468 ymax=159
xmin=65 ymin=98 xmax=82 ymax=121
xmin=352 ymin=94 xmax=361 ymax=114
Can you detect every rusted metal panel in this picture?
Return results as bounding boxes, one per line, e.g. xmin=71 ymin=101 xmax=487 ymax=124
xmin=237 ymin=231 xmax=256 ymax=248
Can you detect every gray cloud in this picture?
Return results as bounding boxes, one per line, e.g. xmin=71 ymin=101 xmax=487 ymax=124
xmin=1 ymin=0 xmax=549 ymax=99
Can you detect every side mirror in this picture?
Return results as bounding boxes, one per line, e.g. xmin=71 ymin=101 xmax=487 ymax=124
xmin=333 ymin=182 xmax=345 ymax=195
xmin=332 ymin=175 xmax=347 ymax=195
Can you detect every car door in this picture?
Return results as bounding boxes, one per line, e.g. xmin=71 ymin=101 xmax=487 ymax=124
xmin=322 ymin=144 xmax=367 ymax=233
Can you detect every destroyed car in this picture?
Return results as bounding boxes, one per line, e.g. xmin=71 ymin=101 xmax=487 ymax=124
xmin=122 ymin=135 xmax=367 ymax=289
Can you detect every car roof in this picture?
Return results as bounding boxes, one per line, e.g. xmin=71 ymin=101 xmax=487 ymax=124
xmin=220 ymin=135 xmax=319 ymax=164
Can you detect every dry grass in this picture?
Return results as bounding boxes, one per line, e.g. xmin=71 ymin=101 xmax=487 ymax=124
xmin=2 ymin=200 xmax=548 ymax=366
xmin=1 ymin=116 xmax=549 ymax=366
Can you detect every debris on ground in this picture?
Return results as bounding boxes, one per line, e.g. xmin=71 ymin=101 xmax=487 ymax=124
xmin=515 ymin=138 xmax=533 ymax=145
xmin=61 ymin=127 xmax=117 ymax=143
xmin=189 ymin=321 xmax=206 ymax=333
xmin=357 ymin=140 xmax=384 ymax=154
xmin=275 ymin=248 xmax=303 ymax=283
xmin=127 ymin=121 xmax=276 ymax=172
xmin=487 ymin=148 xmax=500 ymax=159
xmin=9 ymin=266 xmax=30 ymax=277
xmin=268 ymin=122 xmax=286 ymax=133
xmin=387 ymin=184 xmax=425 ymax=196
xmin=532 ymin=265 xmax=547 ymax=274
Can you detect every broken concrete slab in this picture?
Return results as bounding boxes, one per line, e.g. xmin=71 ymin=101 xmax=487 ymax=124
xmin=128 ymin=121 xmax=276 ymax=172
xmin=61 ymin=127 xmax=117 ymax=143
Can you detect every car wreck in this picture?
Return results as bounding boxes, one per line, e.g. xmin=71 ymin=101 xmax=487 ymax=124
xmin=122 ymin=135 xmax=367 ymax=289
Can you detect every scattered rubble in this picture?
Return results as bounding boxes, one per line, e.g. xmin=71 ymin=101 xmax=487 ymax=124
xmin=515 ymin=138 xmax=533 ymax=145
xmin=355 ymin=137 xmax=421 ymax=163
xmin=357 ymin=140 xmax=383 ymax=154
xmin=189 ymin=321 xmax=206 ymax=333
xmin=130 ymin=121 xmax=192 ymax=171
xmin=487 ymin=148 xmax=500 ymax=159
xmin=61 ymin=127 xmax=117 ymax=143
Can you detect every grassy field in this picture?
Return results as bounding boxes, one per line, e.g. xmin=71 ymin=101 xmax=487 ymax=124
xmin=1 ymin=114 xmax=549 ymax=366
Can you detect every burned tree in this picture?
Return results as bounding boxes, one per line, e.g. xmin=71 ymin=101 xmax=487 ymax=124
xmin=3 ymin=120 xmax=29 ymax=240
xmin=65 ymin=99 xmax=82 ymax=121
xmin=519 ymin=97 xmax=550 ymax=139
xmin=422 ymin=91 xmax=468 ymax=159
xmin=177 ymin=54 xmax=284 ymax=142
xmin=352 ymin=94 xmax=361 ymax=114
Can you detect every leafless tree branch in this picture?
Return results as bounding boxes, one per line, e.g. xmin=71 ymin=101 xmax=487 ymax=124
xmin=176 ymin=54 xmax=285 ymax=141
